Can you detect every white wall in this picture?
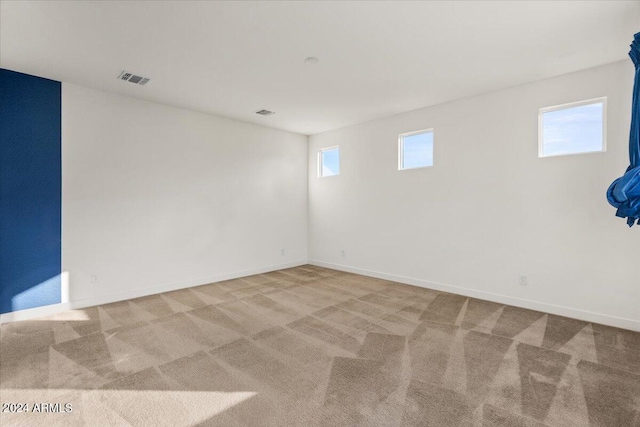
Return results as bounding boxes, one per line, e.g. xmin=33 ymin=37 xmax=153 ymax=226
xmin=63 ymin=84 xmax=308 ymax=304
xmin=308 ymin=61 xmax=640 ymax=331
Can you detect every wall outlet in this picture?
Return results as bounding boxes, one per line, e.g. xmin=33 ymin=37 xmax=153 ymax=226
xmin=518 ymin=274 xmax=528 ymax=286
xmin=91 ymin=274 xmax=99 ymax=284
xmin=281 ymin=248 xmax=286 ymax=256
xmin=341 ymin=249 xmax=346 ymax=258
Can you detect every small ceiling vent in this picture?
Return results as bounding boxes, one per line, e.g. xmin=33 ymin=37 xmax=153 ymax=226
xmin=255 ymin=109 xmax=276 ymax=116
xmin=118 ymin=70 xmax=151 ymax=86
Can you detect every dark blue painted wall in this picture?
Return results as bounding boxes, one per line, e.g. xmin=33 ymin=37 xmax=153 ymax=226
xmin=1 ymin=69 xmax=62 ymax=314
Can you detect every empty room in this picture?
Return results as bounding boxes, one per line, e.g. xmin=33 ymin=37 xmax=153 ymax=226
xmin=1 ymin=1 xmax=639 ymax=426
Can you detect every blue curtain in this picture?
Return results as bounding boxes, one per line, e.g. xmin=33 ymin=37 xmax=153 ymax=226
xmin=607 ymin=32 xmax=640 ymax=227
xmin=0 ymin=69 xmax=62 ymax=313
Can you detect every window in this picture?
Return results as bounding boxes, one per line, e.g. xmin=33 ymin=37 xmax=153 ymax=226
xmin=319 ymin=146 xmax=339 ymax=177
xmin=399 ymin=129 xmax=433 ymax=170
xmin=539 ymin=98 xmax=606 ymax=157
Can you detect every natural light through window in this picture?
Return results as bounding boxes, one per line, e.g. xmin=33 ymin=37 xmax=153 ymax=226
xmin=399 ymin=129 xmax=433 ymax=170
xmin=539 ymin=98 xmax=606 ymax=157
xmin=319 ymin=146 xmax=339 ymax=177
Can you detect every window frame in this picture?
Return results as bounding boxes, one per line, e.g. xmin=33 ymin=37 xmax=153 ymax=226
xmin=398 ymin=128 xmax=434 ymax=170
xmin=538 ymin=97 xmax=607 ymax=158
xmin=318 ymin=145 xmax=340 ymax=178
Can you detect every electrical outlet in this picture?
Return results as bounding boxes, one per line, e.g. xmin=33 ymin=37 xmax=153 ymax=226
xmin=91 ymin=274 xmax=98 ymax=284
xmin=341 ymin=249 xmax=346 ymax=258
xmin=519 ymin=274 xmax=528 ymax=286
xmin=281 ymin=248 xmax=285 ymax=256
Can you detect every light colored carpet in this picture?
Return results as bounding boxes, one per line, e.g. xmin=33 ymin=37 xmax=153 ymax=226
xmin=1 ymin=265 xmax=639 ymax=426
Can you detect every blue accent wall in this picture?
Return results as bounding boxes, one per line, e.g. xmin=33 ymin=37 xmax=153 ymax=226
xmin=0 ymin=69 xmax=62 ymax=314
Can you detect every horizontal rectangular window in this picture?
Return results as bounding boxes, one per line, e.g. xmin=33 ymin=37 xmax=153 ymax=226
xmin=539 ymin=98 xmax=606 ymax=157
xmin=399 ymin=129 xmax=433 ymax=170
xmin=319 ymin=146 xmax=339 ymax=177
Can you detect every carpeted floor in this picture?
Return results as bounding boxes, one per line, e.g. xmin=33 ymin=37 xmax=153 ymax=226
xmin=1 ymin=265 xmax=639 ymax=426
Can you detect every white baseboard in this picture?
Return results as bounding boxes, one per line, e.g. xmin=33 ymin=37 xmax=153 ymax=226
xmin=309 ymin=260 xmax=640 ymax=332
xmin=0 ymin=260 xmax=307 ymax=324
xmin=4 ymin=258 xmax=638 ymax=332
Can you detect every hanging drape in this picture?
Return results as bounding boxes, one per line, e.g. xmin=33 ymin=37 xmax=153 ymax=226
xmin=607 ymin=32 xmax=640 ymax=227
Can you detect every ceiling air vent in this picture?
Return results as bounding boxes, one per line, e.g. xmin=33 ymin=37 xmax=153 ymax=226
xmin=118 ymin=70 xmax=151 ymax=86
xmin=255 ymin=109 xmax=276 ymax=116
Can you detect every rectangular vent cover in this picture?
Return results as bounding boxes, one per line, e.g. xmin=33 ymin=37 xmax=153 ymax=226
xmin=118 ymin=71 xmax=151 ymax=86
xmin=255 ymin=109 xmax=276 ymax=116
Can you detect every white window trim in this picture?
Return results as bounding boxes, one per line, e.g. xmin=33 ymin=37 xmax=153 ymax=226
xmin=398 ymin=128 xmax=434 ymax=170
xmin=538 ymin=97 xmax=607 ymax=158
xmin=318 ymin=145 xmax=340 ymax=178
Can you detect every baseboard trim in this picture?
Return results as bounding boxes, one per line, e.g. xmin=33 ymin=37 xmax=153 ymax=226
xmin=309 ymin=260 xmax=640 ymax=332
xmin=5 ymin=259 xmax=638 ymax=332
xmin=0 ymin=260 xmax=307 ymax=324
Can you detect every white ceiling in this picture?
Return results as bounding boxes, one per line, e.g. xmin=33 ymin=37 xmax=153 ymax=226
xmin=1 ymin=1 xmax=638 ymax=135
